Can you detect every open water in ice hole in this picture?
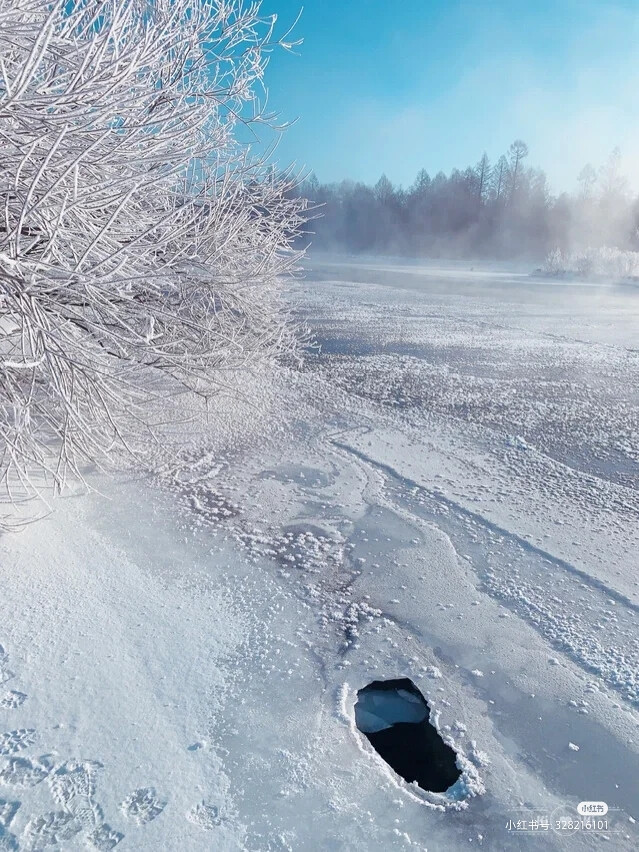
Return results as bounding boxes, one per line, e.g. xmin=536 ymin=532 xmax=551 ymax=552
xmin=355 ymin=678 xmax=461 ymax=793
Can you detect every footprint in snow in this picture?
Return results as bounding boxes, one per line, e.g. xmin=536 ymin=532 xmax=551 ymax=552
xmin=87 ymin=823 xmax=124 ymax=850
xmin=0 ymin=797 xmax=20 ymax=848
xmin=0 ymin=648 xmax=27 ymax=713
xmin=22 ymin=810 xmax=83 ymax=849
xmin=0 ymin=644 xmax=123 ymax=849
xmin=0 ymin=646 xmax=15 ymax=687
xmin=0 ymin=693 xmax=27 ymax=711
xmin=121 ymin=787 xmax=166 ymax=825
xmin=0 ymin=799 xmax=20 ymax=829
xmin=0 ymin=730 xmax=37 ymax=757
xmin=0 ymin=827 xmax=19 ymax=851
xmin=0 ymin=756 xmax=52 ymax=788
xmin=187 ymin=801 xmax=221 ymax=830
xmin=48 ymin=759 xmax=103 ymax=808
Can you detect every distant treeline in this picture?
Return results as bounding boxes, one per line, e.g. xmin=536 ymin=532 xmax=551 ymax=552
xmin=293 ymin=142 xmax=639 ymax=261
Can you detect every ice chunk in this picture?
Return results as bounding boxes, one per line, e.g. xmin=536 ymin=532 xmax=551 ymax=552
xmin=355 ymin=680 xmax=429 ymax=733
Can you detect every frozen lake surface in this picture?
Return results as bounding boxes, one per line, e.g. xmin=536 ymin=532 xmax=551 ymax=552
xmin=1 ymin=256 xmax=637 ymax=850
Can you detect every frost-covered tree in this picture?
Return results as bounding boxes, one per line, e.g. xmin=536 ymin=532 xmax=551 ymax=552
xmin=475 ymin=153 xmax=491 ymax=203
xmin=0 ymin=0 xmax=307 ymax=519
xmin=374 ymin=174 xmax=394 ymax=203
xmin=577 ymin=163 xmax=597 ymax=199
xmin=599 ymin=147 xmax=627 ymax=203
xmin=507 ymin=139 xmax=529 ymax=201
xmin=411 ymin=169 xmax=431 ymax=195
xmin=491 ymin=155 xmax=509 ymax=202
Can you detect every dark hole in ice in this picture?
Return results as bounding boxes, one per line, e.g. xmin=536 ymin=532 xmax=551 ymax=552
xmin=355 ymin=678 xmax=461 ymax=793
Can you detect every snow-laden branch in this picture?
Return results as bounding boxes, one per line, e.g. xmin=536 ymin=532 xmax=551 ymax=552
xmin=0 ymin=0 xmax=308 ymax=526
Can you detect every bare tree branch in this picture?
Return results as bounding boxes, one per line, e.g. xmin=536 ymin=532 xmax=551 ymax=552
xmin=0 ymin=0 xmax=308 ymax=527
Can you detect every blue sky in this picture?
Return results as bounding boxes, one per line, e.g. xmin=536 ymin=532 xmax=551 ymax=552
xmin=258 ymin=0 xmax=639 ymax=192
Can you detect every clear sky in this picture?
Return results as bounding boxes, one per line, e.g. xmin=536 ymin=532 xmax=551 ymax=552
xmin=258 ymin=0 xmax=639 ymax=193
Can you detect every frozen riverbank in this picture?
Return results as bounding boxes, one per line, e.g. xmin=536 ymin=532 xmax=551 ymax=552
xmin=1 ymin=257 xmax=638 ymax=850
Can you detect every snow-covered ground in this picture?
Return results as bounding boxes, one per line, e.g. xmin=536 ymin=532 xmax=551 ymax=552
xmin=1 ymin=257 xmax=638 ymax=850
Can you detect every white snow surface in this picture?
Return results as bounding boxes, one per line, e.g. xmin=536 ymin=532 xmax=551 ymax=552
xmin=1 ymin=255 xmax=638 ymax=850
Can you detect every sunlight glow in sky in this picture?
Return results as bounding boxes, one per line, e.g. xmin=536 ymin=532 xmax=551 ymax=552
xmin=260 ymin=0 xmax=639 ymax=192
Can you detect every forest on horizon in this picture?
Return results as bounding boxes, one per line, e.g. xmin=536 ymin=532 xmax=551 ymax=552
xmin=295 ymin=141 xmax=639 ymax=262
